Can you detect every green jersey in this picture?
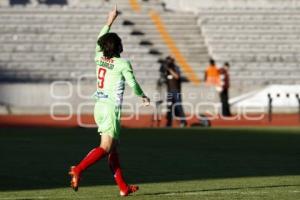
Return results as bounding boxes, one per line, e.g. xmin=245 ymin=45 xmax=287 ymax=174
xmin=93 ymin=25 xmax=144 ymax=107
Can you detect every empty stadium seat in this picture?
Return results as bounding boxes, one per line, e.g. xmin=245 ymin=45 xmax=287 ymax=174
xmin=0 ymin=1 xmax=165 ymax=84
xmin=198 ymin=6 xmax=300 ymax=88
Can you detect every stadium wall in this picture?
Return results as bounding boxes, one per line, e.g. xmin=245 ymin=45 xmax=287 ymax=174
xmin=0 ymin=83 xmax=299 ymax=116
xmin=0 ymin=83 xmax=221 ymax=115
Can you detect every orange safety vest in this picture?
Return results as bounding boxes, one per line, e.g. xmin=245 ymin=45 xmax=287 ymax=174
xmin=205 ymin=65 xmax=220 ymax=86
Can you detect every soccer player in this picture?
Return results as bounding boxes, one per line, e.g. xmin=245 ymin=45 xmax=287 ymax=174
xmin=68 ymin=5 xmax=150 ymax=197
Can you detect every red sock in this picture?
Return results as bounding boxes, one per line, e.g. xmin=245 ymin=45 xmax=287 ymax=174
xmin=76 ymin=147 xmax=107 ymax=174
xmin=108 ymin=151 xmax=128 ymax=192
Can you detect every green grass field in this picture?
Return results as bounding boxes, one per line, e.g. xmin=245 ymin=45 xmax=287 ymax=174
xmin=0 ymin=127 xmax=300 ymax=200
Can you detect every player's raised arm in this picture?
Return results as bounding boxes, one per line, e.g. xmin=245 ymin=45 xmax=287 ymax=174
xmin=96 ymin=5 xmax=118 ymax=52
xmin=106 ymin=5 xmax=118 ymax=27
xmin=122 ymin=61 xmax=150 ymax=106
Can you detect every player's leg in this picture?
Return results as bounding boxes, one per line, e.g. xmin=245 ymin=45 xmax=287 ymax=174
xmin=74 ymin=101 xmax=116 ymax=175
xmin=76 ymin=102 xmax=117 ymax=174
xmin=75 ymin=134 xmax=116 ymax=174
xmin=69 ymin=134 xmax=116 ymax=191
xmin=69 ymin=102 xmax=120 ymax=191
xmin=108 ymin=146 xmax=139 ymax=196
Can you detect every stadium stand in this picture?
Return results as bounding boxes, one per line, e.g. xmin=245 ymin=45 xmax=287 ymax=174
xmin=164 ymin=0 xmax=300 ymax=94
xmin=0 ymin=0 xmax=299 ymax=114
xmin=199 ymin=7 xmax=300 ymax=92
xmin=0 ymin=2 xmax=160 ymax=84
xmin=0 ymin=0 xmax=208 ymax=83
xmin=0 ymin=0 xmax=212 ymax=114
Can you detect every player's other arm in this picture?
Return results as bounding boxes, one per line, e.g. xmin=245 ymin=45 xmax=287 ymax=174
xmin=122 ymin=62 xmax=150 ymax=106
xmin=96 ymin=5 xmax=118 ymax=52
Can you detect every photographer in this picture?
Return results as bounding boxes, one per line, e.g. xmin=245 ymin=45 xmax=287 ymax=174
xmin=161 ymin=56 xmax=187 ymax=127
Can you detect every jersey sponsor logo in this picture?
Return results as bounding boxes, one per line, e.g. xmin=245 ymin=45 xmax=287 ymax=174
xmin=95 ymin=57 xmax=114 ymax=70
xmin=96 ymin=60 xmax=114 ymax=70
xmin=94 ymin=91 xmax=109 ymax=99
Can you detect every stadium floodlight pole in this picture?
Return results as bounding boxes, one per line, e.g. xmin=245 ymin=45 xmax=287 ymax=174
xmin=267 ymin=93 xmax=272 ymax=123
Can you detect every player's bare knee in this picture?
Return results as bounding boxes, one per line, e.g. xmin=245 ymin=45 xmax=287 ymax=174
xmin=100 ymin=134 xmax=115 ymax=153
xmin=100 ymin=143 xmax=112 ymax=153
xmin=100 ymin=141 xmax=115 ymax=153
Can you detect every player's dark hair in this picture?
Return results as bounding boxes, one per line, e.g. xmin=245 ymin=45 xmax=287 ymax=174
xmin=209 ymin=58 xmax=215 ymax=66
xmin=97 ymin=33 xmax=123 ymax=59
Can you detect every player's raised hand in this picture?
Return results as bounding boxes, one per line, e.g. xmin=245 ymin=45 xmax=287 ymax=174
xmin=142 ymin=95 xmax=151 ymax=107
xmin=106 ymin=5 xmax=118 ymax=27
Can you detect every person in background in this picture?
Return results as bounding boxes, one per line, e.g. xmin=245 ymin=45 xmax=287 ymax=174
xmin=204 ymin=58 xmax=220 ymax=87
xmin=162 ymin=56 xmax=187 ymax=127
xmin=218 ymin=62 xmax=231 ymax=116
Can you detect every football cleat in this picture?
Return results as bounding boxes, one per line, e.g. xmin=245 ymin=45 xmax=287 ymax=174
xmin=120 ymin=185 xmax=139 ymax=197
xmin=68 ymin=166 xmax=80 ymax=192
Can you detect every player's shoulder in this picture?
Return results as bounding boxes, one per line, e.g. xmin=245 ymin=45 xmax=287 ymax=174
xmin=115 ymin=57 xmax=131 ymax=64
xmin=114 ymin=57 xmax=132 ymax=68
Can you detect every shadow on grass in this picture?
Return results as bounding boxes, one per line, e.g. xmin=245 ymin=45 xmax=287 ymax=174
xmin=0 ymin=127 xmax=299 ymax=191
